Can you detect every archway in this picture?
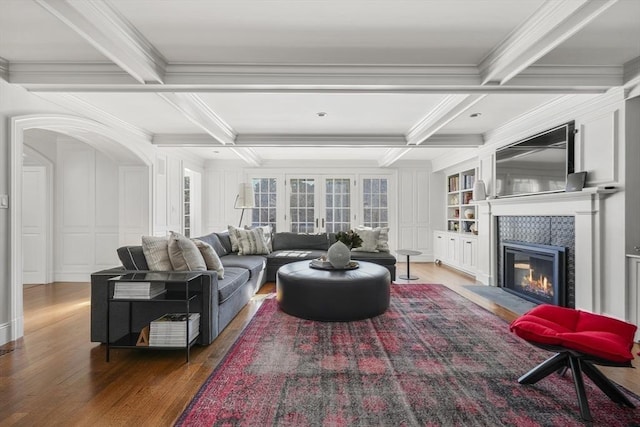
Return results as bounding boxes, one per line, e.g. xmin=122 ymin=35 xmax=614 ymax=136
xmin=8 ymin=114 xmax=154 ymax=342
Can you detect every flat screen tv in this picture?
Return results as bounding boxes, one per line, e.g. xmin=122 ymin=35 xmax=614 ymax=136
xmin=495 ymin=121 xmax=575 ymax=197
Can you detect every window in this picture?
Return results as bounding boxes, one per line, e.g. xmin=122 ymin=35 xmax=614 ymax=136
xmin=251 ymin=178 xmax=277 ymax=231
xmin=325 ymin=178 xmax=351 ymax=232
xmin=183 ymin=174 xmax=191 ymax=237
xmin=183 ymin=168 xmax=201 ymax=238
xmin=362 ymin=178 xmax=388 ymax=228
xmin=289 ymin=178 xmax=316 ymax=233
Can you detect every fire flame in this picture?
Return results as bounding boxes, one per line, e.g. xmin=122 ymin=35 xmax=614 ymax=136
xmin=522 ymin=268 xmax=554 ymax=297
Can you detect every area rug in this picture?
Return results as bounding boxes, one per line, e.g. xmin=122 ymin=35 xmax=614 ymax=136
xmin=176 ymin=284 xmax=640 ymax=426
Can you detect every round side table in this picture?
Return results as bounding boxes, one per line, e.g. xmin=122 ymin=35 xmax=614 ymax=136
xmin=396 ymin=249 xmax=422 ymax=280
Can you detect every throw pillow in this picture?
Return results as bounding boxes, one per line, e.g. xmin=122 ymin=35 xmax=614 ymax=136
xmin=245 ymin=224 xmax=273 ymax=251
xmin=356 ymin=225 xmax=390 ymax=252
xmin=192 ymin=239 xmax=225 ymax=278
xmin=227 ymin=225 xmax=240 ymax=252
xmin=193 ymin=232 xmax=228 ymax=257
xmin=141 ymin=235 xmax=172 ymax=271
xmin=230 ymin=227 xmax=271 ymax=255
xmin=352 ymin=228 xmax=381 ymax=252
xmin=168 ymin=231 xmax=207 ymax=271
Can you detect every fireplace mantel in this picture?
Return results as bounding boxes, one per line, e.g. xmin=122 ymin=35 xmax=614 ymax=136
xmin=474 ymin=187 xmax=618 ymax=314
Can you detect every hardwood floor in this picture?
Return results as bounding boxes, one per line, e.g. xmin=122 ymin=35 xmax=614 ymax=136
xmin=1 ymin=263 xmax=638 ymax=426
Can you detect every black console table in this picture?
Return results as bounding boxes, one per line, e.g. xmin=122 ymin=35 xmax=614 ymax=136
xmin=106 ymin=272 xmax=203 ymax=363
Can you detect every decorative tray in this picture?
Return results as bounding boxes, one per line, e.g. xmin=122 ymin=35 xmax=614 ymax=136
xmin=309 ymin=259 xmax=359 ymax=271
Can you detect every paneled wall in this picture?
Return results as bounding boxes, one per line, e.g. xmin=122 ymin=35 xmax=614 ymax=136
xmin=55 ymin=138 xmax=120 ymax=281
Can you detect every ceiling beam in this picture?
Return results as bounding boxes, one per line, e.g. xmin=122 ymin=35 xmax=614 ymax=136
xmin=229 ymin=147 xmax=262 ymax=167
xmin=11 ymin=62 xmax=619 ymax=92
xmin=479 ymin=0 xmax=618 ymax=85
xmin=35 ymin=0 xmax=166 ymax=84
xmin=406 ymin=95 xmax=486 ymax=145
xmin=158 ymin=93 xmax=236 ymax=146
xmin=378 ymin=148 xmax=412 ymax=168
xmin=35 ymin=92 xmax=153 ymax=141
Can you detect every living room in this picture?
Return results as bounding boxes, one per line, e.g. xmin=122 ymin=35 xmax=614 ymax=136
xmin=1 ymin=0 xmax=640 ymax=424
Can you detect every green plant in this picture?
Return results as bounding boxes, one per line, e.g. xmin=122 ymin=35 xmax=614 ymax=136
xmin=335 ymin=230 xmax=362 ymax=249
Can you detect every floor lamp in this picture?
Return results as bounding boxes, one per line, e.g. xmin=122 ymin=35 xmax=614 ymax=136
xmin=234 ymin=182 xmax=255 ymax=227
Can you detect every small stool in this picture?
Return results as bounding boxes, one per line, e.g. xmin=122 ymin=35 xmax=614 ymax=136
xmin=396 ymin=249 xmax=421 ymax=280
xmin=510 ymin=304 xmax=637 ymax=422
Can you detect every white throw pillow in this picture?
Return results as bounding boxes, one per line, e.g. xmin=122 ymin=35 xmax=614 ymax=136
xmin=168 ymin=231 xmax=207 ymax=271
xmin=141 ymin=235 xmax=172 ymax=271
xmin=227 ymin=225 xmax=240 ymax=252
xmin=356 ymin=225 xmax=390 ymax=252
xmin=192 ymin=239 xmax=225 ymax=278
xmin=352 ymin=228 xmax=381 ymax=252
xmin=231 ymin=227 xmax=271 ymax=255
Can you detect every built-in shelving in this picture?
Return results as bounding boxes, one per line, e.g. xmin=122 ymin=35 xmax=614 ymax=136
xmin=446 ymin=168 xmax=477 ymax=234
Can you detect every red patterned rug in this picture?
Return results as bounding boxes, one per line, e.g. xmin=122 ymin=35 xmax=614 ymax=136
xmin=176 ymin=284 xmax=640 ymax=426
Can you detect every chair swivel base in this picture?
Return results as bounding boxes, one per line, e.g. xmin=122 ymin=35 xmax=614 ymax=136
xmin=518 ymin=349 xmax=634 ymax=422
xmin=398 ymin=275 xmax=418 ymax=280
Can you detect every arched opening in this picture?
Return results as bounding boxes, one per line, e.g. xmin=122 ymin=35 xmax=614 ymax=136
xmin=9 ymin=114 xmax=154 ymax=342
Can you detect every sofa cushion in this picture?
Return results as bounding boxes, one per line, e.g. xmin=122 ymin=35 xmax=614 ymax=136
xmin=272 ymin=232 xmax=329 ymax=251
xmin=168 ymin=231 xmax=207 ymax=271
xmin=218 ymin=267 xmax=250 ymax=303
xmin=193 ymin=239 xmax=225 ymax=278
xmin=267 ymin=249 xmax=327 ymax=268
xmin=231 ymin=227 xmax=271 ymax=255
xmin=117 ymin=246 xmax=149 ymax=270
xmin=221 ymin=254 xmax=265 ymax=278
xmin=350 ymin=251 xmax=396 ymax=266
xmin=141 ymin=236 xmax=172 ymax=271
xmin=194 ymin=232 xmax=228 ymax=257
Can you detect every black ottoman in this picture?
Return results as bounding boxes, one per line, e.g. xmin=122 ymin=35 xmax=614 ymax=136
xmin=276 ymin=260 xmax=391 ymax=321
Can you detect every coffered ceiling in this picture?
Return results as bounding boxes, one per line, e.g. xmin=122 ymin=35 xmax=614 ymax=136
xmin=1 ymin=0 xmax=639 ymax=165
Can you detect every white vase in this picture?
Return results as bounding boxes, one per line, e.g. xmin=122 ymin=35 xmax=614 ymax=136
xmin=327 ymin=241 xmax=351 ymax=269
xmin=473 ymin=180 xmax=486 ymax=201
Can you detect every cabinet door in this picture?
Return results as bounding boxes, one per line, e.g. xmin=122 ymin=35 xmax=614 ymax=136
xmin=434 ymin=232 xmax=446 ymax=261
xmin=460 ymin=238 xmax=477 ymax=270
xmin=446 ymin=236 xmax=459 ymax=264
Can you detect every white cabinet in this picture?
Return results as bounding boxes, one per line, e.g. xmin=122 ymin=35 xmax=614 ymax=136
xmin=628 ymin=255 xmax=640 ymax=340
xmin=434 ymin=231 xmax=477 ymax=275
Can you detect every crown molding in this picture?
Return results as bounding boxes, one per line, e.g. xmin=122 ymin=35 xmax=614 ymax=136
xmin=0 ymin=57 xmax=8 ymax=81
xmin=423 ymin=134 xmax=484 ymax=146
xmin=157 ymin=93 xmax=236 ymax=145
xmin=478 ymin=0 xmax=618 ymax=85
xmin=35 ymin=92 xmax=153 ymax=141
xmin=624 ymin=56 xmax=640 ymax=98
xmin=406 ymin=94 xmax=486 ymax=145
xmin=35 ymin=0 xmax=166 ymax=84
xmin=11 ymin=62 xmax=613 ymax=93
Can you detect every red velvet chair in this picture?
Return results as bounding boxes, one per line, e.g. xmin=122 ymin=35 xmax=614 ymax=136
xmin=510 ymin=304 xmax=637 ymax=422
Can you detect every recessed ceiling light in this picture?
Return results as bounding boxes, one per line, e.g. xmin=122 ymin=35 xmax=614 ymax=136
xmin=470 ymin=112 xmax=482 ymax=118
xmin=317 ymin=112 xmax=327 ymax=117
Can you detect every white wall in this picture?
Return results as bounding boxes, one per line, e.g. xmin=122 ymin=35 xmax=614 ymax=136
xmin=432 ymin=89 xmax=639 ymax=322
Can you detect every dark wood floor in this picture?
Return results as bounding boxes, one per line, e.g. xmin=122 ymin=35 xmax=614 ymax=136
xmin=1 ymin=263 xmax=638 ymax=426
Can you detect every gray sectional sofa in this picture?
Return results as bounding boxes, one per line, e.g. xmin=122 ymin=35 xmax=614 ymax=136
xmin=91 ymin=230 xmax=396 ymax=346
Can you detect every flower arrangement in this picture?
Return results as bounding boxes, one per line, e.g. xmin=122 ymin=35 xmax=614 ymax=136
xmin=334 ymin=230 xmax=362 ymax=249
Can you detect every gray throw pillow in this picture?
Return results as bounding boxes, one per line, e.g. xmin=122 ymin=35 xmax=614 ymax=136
xmin=141 ymin=236 xmax=172 ymax=271
xmin=192 ymin=239 xmax=224 ymax=278
xmin=168 ymin=231 xmax=206 ymax=271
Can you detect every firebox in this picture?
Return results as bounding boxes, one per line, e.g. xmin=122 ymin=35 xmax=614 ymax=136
xmin=501 ymin=241 xmax=566 ymax=306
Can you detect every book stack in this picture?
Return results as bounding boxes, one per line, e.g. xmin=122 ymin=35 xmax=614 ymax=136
xmin=149 ymin=313 xmax=200 ymax=347
xmin=113 ymin=282 xmax=166 ymax=299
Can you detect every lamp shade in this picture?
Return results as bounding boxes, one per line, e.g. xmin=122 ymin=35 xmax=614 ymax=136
xmin=235 ymin=182 xmax=255 ymax=208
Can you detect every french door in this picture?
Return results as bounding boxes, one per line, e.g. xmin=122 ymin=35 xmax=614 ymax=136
xmin=286 ymin=176 xmax=354 ymax=233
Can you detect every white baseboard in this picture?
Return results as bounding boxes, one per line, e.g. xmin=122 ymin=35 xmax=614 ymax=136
xmin=55 ymin=272 xmax=92 ymax=282
xmin=0 ymin=321 xmax=13 ymax=346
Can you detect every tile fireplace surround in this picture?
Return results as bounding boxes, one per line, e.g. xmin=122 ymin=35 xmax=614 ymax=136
xmin=475 ymin=188 xmax=616 ymax=314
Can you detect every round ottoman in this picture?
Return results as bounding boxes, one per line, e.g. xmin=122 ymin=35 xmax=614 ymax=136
xmin=276 ymin=260 xmax=391 ymax=321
